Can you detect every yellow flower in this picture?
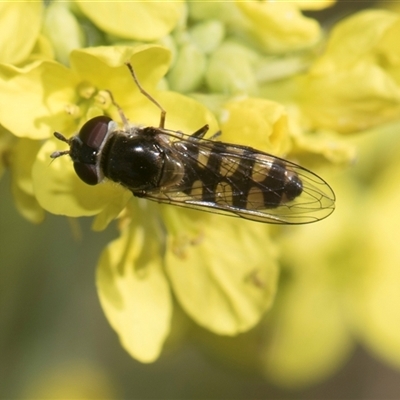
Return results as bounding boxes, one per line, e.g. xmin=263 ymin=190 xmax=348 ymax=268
xmin=343 ymin=121 xmax=400 ymax=371
xmin=235 ymin=1 xmax=321 ymax=52
xmin=299 ymin=9 xmax=400 ymax=133
xmin=97 ymin=200 xmax=278 ymax=362
xmin=0 ymin=2 xmax=43 ymax=64
xmin=1 ymin=43 xmax=280 ymax=362
xmin=0 ymin=1 xmax=53 ymax=223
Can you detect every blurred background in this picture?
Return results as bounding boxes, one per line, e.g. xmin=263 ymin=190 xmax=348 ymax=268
xmin=1 ymin=171 xmax=400 ymax=398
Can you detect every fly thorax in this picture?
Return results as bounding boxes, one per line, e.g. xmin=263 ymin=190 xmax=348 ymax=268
xmin=101 ymin=134 xmax=164 ymax=191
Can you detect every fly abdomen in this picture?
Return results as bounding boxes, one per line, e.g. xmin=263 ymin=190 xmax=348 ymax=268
xmin=250 ymin=160 xmax=303 ymax=209
xmin=175 ymin=140 xmax=303 ymax=210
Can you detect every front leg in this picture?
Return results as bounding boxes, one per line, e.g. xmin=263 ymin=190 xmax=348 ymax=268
xmin=190 ymin=124 xmax=209 ymax=139
xmin=190 ymin=125 xmax=221 ymax=141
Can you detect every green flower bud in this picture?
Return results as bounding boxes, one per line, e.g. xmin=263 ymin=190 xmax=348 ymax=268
xmin=189 ymin=20 xmax=225 ymax=54
xmin=206 ymin=40 xmax=259 ymax=95
xmin=167 ymin=43 xmax=206 ymax=93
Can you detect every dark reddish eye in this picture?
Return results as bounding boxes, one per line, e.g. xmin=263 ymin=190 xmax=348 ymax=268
xmin=73 ymin=162 xmax=99 ymax=185
xmin=78 ymin=115 xmax=112 ymax=150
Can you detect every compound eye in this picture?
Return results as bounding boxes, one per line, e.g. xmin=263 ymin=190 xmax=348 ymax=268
xmin=78 ymin=115 xmax=112 ymax=150
xmin=73 ymin=162 xmax=99 ymax=185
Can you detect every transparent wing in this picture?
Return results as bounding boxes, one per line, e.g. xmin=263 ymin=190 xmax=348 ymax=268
xmin=138 ymin=133 xmax=335 ymax=225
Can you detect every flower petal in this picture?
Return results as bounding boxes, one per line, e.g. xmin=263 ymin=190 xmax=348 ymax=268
xmin=296 ymin=1 xmax=336 ymax=10
xmin=70 ymin=45 xmax=171 ymax=106
xmin=0 ymin=61 xmax=79 ymax=139
xmin=236 ymin=1 xmax=321 ymax=53
xmin=311 ymin=9 xmax=398 ymax=72
xmin=97 ymin=203 xmax=172 ymax=363
xmin=260 ymin=266 xmax=353 ymax=387
xmin=349 ymin=128 xmax=400 ymax=368
xmin=300 ymin=10 xmax=400 ymax=133
xmin=220 ymin=97 xmax=291 ymax=155
xmin=10 ymin=138 xmax=44 ymax=223
xmin=302 ymin=64 xmax=400 ymax=134
xmin=260 ymin=215 xmax=355 ymax=387
xmin=0 ymin=2 xmax=42 ymax=64
xmin=42 ymin=2 xmax=85 ymax=66
xmin=75 ymin=1 xmax=185 ymax=41
xmin=32 ymin=138 xmax=130 ymax=217
xmin=164 ymin=208 xmax=278 ymax=335
xmin=127 ymin=90 xmax=220 ymax=135
xmin=0 ymin=127 xmax=13 ymax=179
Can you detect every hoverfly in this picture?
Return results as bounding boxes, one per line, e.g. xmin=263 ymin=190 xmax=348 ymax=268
xmin=50 ymin=62 xmax=335 ymax=224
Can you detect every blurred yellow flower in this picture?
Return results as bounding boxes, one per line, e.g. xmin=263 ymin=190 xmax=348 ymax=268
xmin=220 ymin=97 xmax=291 ymax=155
xmin=10 ymin=138 xmax=44 ymax=224
xmin=75 ymin=0 xmax=185 ymax=41
xmin=42 ymin=2 xmax=85 ymax=66
xmin=0 ymin=127 xmax=13 ymax=180
xmin=189 ymin=0 xmax=331 ymax=53
xmin=25 ymin=360 xmax=118 ymax=399
xmin=300 ymin=9 xmax=400 ymax=133
xmin=0 ymin=2 xmax=43 ymax=64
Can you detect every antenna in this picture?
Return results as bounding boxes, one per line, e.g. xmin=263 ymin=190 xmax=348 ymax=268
xmin=125 ymin=62 xmax=166 ymax=129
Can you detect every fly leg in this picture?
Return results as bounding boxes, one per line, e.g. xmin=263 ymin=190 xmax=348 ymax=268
xmin=104 ymin=90 xmax=130 ymax=130
xmin=190 ymin=125 xmax=221 ymax=141
xmin=125 ymin=62 xmax=167 ymax=129
xmin=190 ymin=124 xmax=209 ymax=139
